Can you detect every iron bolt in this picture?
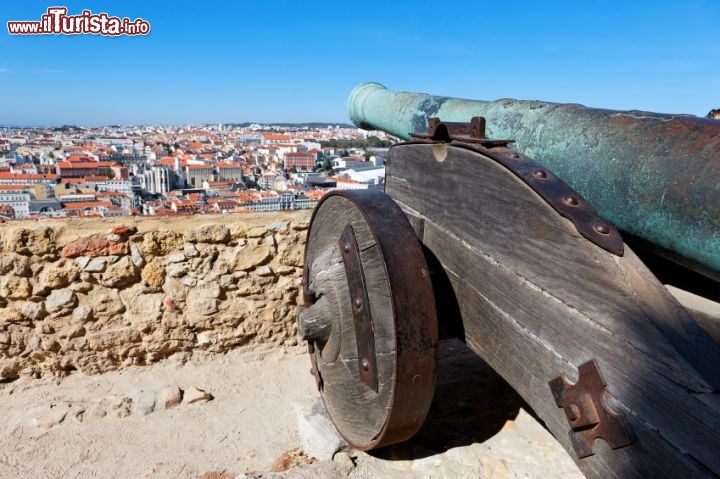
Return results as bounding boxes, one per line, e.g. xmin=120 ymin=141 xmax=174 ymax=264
xmin=354 ymin=297 xmax=362 ymax=309
xmin=568 ymin=404 xmax=581 ymax=422
xmin=563 ymin=196 xmax=579 ymax=206
xmin=361 ymin=359 xmax=370 ymax=371
xmin=594 ymin=224 xmax=610 ymax=235
xmin=343 ymin=243 xmax=351 ymax=253
xmin=533 ymin=170 xmax=548 ymax=179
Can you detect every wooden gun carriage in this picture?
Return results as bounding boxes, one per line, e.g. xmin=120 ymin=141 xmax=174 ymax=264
xmin=297 ymin=83 xmax=720 ymax=478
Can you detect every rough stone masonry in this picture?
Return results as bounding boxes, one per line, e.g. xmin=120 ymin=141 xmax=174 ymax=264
xmin=0 ymin=211 xmax=311 ymax=381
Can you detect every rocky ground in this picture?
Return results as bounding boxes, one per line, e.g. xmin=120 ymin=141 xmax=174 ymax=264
xmin=0 ymin=339 xmax=584 ymax=478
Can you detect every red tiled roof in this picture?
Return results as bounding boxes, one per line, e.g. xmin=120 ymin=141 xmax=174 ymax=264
xmin=0 ymin=172 xmax=58 ymax=181
xmin=262 ymin=133 xmax=291 ymax=141
xmin=57 ymin=161 xmax=117 ymax=169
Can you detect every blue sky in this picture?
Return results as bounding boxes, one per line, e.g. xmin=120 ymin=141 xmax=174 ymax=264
xmin=1 ymin=1 xmax=718 ymax=126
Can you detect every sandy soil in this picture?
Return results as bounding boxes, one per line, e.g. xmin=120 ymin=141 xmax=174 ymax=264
xmin=0 ymin=341 xmax=583 ymax=478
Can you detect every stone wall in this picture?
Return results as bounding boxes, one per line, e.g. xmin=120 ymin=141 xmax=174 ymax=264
xmin=0 ymin=211 xmax=311 ymax=381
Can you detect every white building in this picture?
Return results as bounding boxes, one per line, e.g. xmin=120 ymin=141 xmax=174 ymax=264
xmin=0 ymin=191 xmax=31 ymax=218
xmin=143 ymin=166 xmax=177 ymax=194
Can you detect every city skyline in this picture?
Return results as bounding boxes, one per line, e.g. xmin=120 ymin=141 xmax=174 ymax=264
xmin=1 ymin=1 xmax=719 ymax=126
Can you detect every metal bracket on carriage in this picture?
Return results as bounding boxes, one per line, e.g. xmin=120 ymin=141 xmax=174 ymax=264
xmin=411 ymin=116 xmax=514 ymax=147
xmin=549 ymin=359 xmax=633 ymax=459
xmin=338 ymin=223 xmax=379 ymax=392
xmin=409 ymin=117 xmax=624 ymax=256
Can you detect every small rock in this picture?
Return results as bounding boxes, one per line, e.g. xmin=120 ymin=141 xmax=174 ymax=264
xmin=66 ymin=324 xmax=86 ymax=339
xmin=74 ymin=256 xmax=91 ymax=269
xmin=112 ymin=225 xmax=138 ymax=237
xmin=20 ymin=301 xmax=47 ymax=321
xmin=291 ymin=218 xmax=310 ymax=231
xmin=246 ymin=227 xmax=266 ymax=238
xmin=141 ymin=260 xmax=166 ymax=288
xmin=267 ymin=222 xmax=289 ymax=233
xmin=188 ymin=297 xmax=218 ymax=316
xmin=70 ymin=281 xmax=94 ymax=293
xmin=157 ymin=386 xmax=183 ymax=409
xmin=0 ymin=307 xmax=24 ymax=324
xmin=185 ymin=224 xmax=231 ymax=244
xmin=183 ymin=242 xmax=200 ymax=258
xmin=84 ymin=257 xmax=109 ymax=273
xmin=99 ymin=256 xmax=138 ymax=288
xmin=38 ymin=260 xmax=81 ymax=289
xmin=234 ymin=245 xmax=272 ymax=271
xmin=71 ymin=406 xmax=86 ymax=423
xmin=118 ymin=284 xmax=163 ymax=322
xmin=133 ymin=390 xmax=156 ymax=416
xmin=168 ymin=251 xmax=187 ymax=263
xmin=129 ymin=243 xmax=145 ymax=268
xmin=45 ymin=288 xmax=78 ymax=313
xmin=35 ymin=403 xmax=70 ymax=429
xmin=141 ymin=230 xmax=184 ymax=256
xmin=255 ymin=265 xmax=274 ymax=277
xmin=89 ymin=404 xmax=107 ymax=419
xmin=27 ymin=335 xmax=41 ymax=351
xmin=106 ymin=233 xmax=122 ymax=243
xmin=42 ymin=339 xmax=61 ymax=352
xmin=332 ymin=451 xmax=357 ymax=475
xmin=182 ymin=277 xmax=197 ymax=288
xmin=62 ymin=233 xmax=127 ymax=258
xmin=183 ymin=386 xmax=213 ymax=404
xmin=0 ymin=276 xmax=32 ymax=300
xmin=219 ymin=274 xmax=235 ymax=289
xmin=72 ymin=305 xmax=93 ymax=323
xmin=110 ymin=397 xmax=134 ymax=418
xmin=297 ymin=400 xmax=348 ymax=461
xmin=6 ymin=226 xmax=57 ymax=256
xmin=165 ymin=262 xmax=189 ymax=278
xmin=273 ymin=264 xmax=296 ymax=276
xmin=263 ymin=234 xmax=277 ymax=249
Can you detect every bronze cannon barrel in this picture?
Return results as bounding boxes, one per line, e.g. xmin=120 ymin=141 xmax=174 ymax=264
xmin=348 ymin=82 xmax=720 ymax=281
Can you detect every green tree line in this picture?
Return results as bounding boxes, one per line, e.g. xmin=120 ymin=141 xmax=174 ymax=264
xmin=320 ymin=136 xmax=395 ymax=149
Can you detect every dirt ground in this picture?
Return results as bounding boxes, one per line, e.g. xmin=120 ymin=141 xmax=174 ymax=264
xmin=0 ymin=340 xmax=583 ymax=478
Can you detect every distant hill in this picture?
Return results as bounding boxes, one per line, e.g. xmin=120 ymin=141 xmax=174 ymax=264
xmin=224 ymin=122 xmax=356 ymax=129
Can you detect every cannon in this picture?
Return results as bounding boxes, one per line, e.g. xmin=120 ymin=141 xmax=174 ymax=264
xmin=297 ymin=83 xmax=720 ymax=477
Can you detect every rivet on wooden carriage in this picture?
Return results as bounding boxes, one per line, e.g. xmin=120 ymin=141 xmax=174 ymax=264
xmin=297 ymin=83 xmax=720 ymax=478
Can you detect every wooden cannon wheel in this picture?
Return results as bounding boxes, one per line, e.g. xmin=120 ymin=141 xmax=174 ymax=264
xmin=299 ymin=189 xmax=438 ymax=450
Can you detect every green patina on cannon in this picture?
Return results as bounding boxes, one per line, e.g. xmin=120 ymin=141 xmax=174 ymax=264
xmin=349 ymin=82 xmax=720 ymax=282
xmin=298 ymin=83 xmax=720 ymax=478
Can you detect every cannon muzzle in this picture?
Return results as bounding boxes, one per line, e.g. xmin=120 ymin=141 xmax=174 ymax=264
xmin=348 ymin=82 xmax=720 ymax=282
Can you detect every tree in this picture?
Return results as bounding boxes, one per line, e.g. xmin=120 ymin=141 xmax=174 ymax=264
xmin=100 ymin=167 xmax=116 ymax=179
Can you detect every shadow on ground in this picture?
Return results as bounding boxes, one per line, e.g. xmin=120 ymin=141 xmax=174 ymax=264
xmin=372 ymin=338 xmax=532 ymax=461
